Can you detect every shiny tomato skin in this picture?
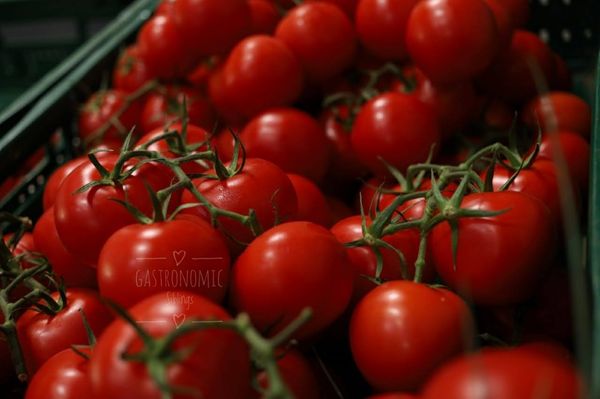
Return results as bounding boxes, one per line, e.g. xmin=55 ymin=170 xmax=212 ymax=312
xmin=216 ymin=35 xmax=304 ymax=120
xmin=89 ymin=292 xmax=252 ymax=399
xmin=538 ymin=131 xmax=590 ymax=192
xmin=98 ymin=217 xmax=230 ymax=308
xmin=43 ymin=156 xmax=87 ymax=210
xmin=33 ymin=209 xmax=97 ymax=288
xmin=25 ymin=347 xmax=94 ymax=399
xmin=350 ymin=281 xmax=474 ymax=391
xmin=406 ymin=0 xmax=499 ymax=85
xmin=112 ymin=45 xmax=152 ymax=94
xmin=430 ymin=191 xmax=555 ymax=305
xmin=17 ymin=289 xmax=112 ymax=375
xmin=421 ymin=348 xmax=583 ymax=399
xmin=355 ymin=0 xmax=420 ymax=61
xmin=53 ymin=154 xmax=174 ymax=267
xmin=275 ymin=2 xmax=356 ymax=83
xmin=240 ymin=108 xmax=330 ymax=182
xmin=180 ymin=158 xmax=298 ymax=251
xmin=288 ymin=173 xmax=332 ymax=227
xmin=232 ymin=221 xmax=353 ymax=339
xmin=522 ymin=92 xmax=591 ymax=138
xmin=351 ymin=92 xmax=440 ymax=177
xmin=249 ymin=0 xmax=280 ymax=34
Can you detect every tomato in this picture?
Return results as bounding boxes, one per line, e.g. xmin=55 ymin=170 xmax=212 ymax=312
xmin=421 ymin=347 xmax=583 ymax=399
xmin=78 ymin=90 xmax=142 ymax=146
xmin=232 ymin=221 xmax=353 ymax=339
xmin=17 ymin=289 xmax=111 ymax=375
xmin=350 ymin=281 xmax=474 ymax=391
xmin=33 ymin=209 xmax=96 ymax=288
xmin=89 ymin=291 xmax=252 ymax=399
xmin=254 ymin=349 xmax=321 ymax=399
xmin=98 ymin=216 xmax=230 ymax=308
xmin=355 ymin=0 xmax=420 ymax=61
xmin=355 ymin=177 xmax=394 ymax=215
xmin=112 ymin=45 xmax=152 ymax=94
xmin=478 ymin=30 xmax=555 ymax=104
xmin=288 ymin=173 xmax=332 ymax=227
xmin=538 ymin=131 xmax=590 ymax=192
xmin=331 ymin=215 xmax=423 ymax=301
xmin=180 ymin=158 xmax=298 ymax=252
xmin=25 ymin=347 xmax=94 ymax=399
xmin=136 ymin=122 xmax=211 ymax=175
xmin=54 ymin=153 xmax=174 ymax=267
xmin=522 ymin=91 xmax=591 ymax=138
xmin=351 ymin=92 xmax=440 ymax=177
xmin=3 ymin=232 xmax=37 ymax=274
xmin=212 ymin=35 xmax=304 ymax=120
xmin=484 ymin=0 xmax=515 ymax=50
xmin=240 ymin=108 xmax=330 ymax=182
xmin=249 ymin=0 xmax=280 ymax=35
xmin=406 ymin=0 xmax=499 ymax=84
xmin=173 ymin=0 xmax=252 ymax=57
xmin=43 ymin=156 xmax=87 ymax=211
xmin=140 ymin=85 xmax=216 ymax=133
xmin=312 ymin=0 xmax=358 ymax=18
xmin=275 ymin=2 xmax=356 ymax=83
xmin=430 ymin=191 xmax=555 ymax=305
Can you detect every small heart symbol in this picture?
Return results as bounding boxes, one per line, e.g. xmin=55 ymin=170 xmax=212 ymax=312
xmin=173 ymin=250 xmax=186 ymax=266
xmin=173 ymin=313 xmax=186 ymax=329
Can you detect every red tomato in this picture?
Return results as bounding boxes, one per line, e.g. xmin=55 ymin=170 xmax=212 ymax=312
xmin=406 ymin=0 xmax=499 ymax=84
xmin=25 ymin=347 xmax=94 ymax=399
xmin=484 ymin=0 xmax=515 ymax=50
xmin=350 ymin=281 xmax=474 ymax=391
xmin=173 ymin=0 xmax=252 ymax=57
xmin=112 ymin=45 xmax=152 ymax=94
xmin=331 ymin=215 xmax=422 ymax=301
xmin=53 ymin=153 xmax=174 ymax=267
xmin=17 ymin=289 xmax=111 ymax=375
xmin=522 ymin=92 xmax=591 ymax=138
xmin=430 ymin=191 xmax=555 ymax=305
xmin=311 ymin=0 xmax=358 ymax=18
xmin=140 ymin=85 xmax=216 ymax=133
xmin=98 ymin=217 xmax=230 ymax=308
xmin=240 ymin=108 xmax=330 ymax=182
xmin=33 ymin=209 xmax=96 ymax=288
xmin=89 ymin=292 xmax=252 ymax=399
xmin=538 ymin=131 xmax=590 ymax=192
xmin=355 ymin=0 xmax=420 ymax=61
xmin=421 ymin=348 xmax=583 ymax=399
xmin=213 ymin=35 xmax=304 ymax=120
xmin=232 ymin=221 xmax=353 ymax=339
xmin=275 ymin=2 xmax=356 ymax=83
xmin=355 ymin=177 xmax=394 ymax=215
xmin=351 ymin=92 xmax=440 ymax=177
xmin=180 ymin=158 xmax=298 ymax=252
xmin=78 ymin=90 xmax=141 ymax=146
xmin=42 ymin=156 xmax=87 ymax=211
xmin=249 ymin=0 xmax=280 ymax=34
xmin=288 ymin=173 xmax=332 ymax=227
xmin=3 ymin=232 xmax=37 ymax=273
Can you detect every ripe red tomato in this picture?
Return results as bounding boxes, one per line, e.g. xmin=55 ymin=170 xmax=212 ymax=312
xmin=311 ymin=0 xmax=358 ymax=18
xmin=430 ymin=191 xmax=555 ymax=305
xmin=89 ymin=291 xmax=252 ymax=399
xmin=350 ymin=281 xmax=474 ymax=391
xmin=24 ymin=347 xmax=94 ymax=399
xmin=522 ymin=92 xmax=591 ymax=138
xmin=180 ymin=158 xmax=298 ymax=252
xmin=232 ymin=221 xmax=353 ymax=339
xmin=98 ymin=216 xmax=231 ymax=308
xmin=53 ymin=153 xmax=174 ymax=267
xmin=248 ymin=0 xmax=280 ymax=34
xmin=140 ymin=85 xmax=216 ymax=133
xmin=421 ymin=347 xmax=583 ymax=399
xmin=33 ymin=208 xmax=96 ymax=288
xmin=288 ymin=173 xmax=332 ymax=227
xmin=538 ymin=131 xmax=590 ymax=192
xmin=406 ymin=0 xmax=499 ymax=84
xmin=42 ymin=156 xmax=87 ymax=211
xmin=173 ymin=0 xmax=252 ymax=57
xmin=240 ymin=108 xmax=330 ymax=182
xmin=351 ymin=92 xmax=440 ymax=177
xmin=212 ymin=35 xmax=304 ymax=120
xmin=112 ymin=45 xmax=152 ymax=94
xmin=17 ymin=289 xmax=112 ymax=375
xmin=355 ymin=0 xmax=420 ymax=61
xmin=78 ymin=90 xmax=141 ymax=146
xmin=275 ymin=2 xmax=356 ymax=83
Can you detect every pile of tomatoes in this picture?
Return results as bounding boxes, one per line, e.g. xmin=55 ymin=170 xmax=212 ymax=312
xmin=0 ymin=0 xmax=594 ymax=398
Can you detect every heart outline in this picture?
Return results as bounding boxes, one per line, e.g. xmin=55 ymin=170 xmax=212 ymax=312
xmin=173 ymin=313 xmax=186 ymax=329
xmin=173 ymin=250 xmax=186 ymax=267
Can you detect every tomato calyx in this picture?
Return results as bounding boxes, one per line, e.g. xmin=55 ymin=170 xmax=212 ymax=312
xmin=209 ymin=129 xmax=247 ymax=181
